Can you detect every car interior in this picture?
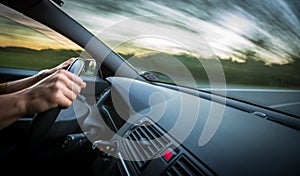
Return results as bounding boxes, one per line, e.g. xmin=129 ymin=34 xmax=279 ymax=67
xmin=0 ymin=0 xmax=299 ymax=175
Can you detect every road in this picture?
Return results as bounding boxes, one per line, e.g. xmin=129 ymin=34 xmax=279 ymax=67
xmin=201 ymin=87 xmax=300 ymax=117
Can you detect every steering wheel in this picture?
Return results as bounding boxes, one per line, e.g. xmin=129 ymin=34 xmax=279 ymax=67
xmin=22 ymin=58 xmax=85 ymax=148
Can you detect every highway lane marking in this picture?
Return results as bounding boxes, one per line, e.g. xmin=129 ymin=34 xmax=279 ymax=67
xmin=201 ymin=88 xmax=300 ymax=93
xmin=269 ymin=102 xmax=300 ymax=108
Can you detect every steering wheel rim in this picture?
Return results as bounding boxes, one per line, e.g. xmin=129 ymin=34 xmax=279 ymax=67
xmin=23 ymin=58 xmax=85 ymax=146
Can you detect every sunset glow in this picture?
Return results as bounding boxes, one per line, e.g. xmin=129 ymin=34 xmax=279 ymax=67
xmin=0 ymin=0 xmax=299 ymax=66
xmin=0 ymin=4 xmax=82 ymax=50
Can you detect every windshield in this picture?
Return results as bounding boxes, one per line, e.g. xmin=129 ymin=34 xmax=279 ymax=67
xmin=60 ymin=0 xmax=300 ymax=117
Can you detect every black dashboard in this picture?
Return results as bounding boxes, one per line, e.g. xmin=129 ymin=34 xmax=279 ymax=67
xmin=0 ymin=1 xmax=299 ymax=175
xmin=89 ymin=77 xmax=300 ymax=176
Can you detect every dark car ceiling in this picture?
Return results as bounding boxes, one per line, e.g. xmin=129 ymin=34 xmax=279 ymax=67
xmin=0 ymin=0 xmax=43 ymax=13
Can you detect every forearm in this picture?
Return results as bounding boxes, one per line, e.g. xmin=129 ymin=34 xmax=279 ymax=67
xmin=0 ymin=58 xmax=75 ymax=94
xmin=0 ymin=67 xmax=86 ymax=129
xmin=2 ymin=68 xmax=51 ymax=94
xmin=0 ymin=91 xmax=27 ymax=129
xmin=4 ymin=74 xmax=40 ymax=94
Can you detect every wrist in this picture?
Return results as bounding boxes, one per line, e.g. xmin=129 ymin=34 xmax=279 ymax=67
xmin=0 ymin=82 xmax=8 ymax=94
xmin=16 ymin=89 xmax=30 ymax=115
xmin=37 ymin=69 xmax=49 ymax=81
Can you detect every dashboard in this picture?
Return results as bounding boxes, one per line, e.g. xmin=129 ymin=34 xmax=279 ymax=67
xmin=89 ymin=77 xmax=300 ymax=176
xmin=0 ymin=1 xmax=299 ymax=175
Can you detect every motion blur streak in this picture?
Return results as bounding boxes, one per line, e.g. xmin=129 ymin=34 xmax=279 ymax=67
xmin=62 ymin=0 xmax=300 ymax=65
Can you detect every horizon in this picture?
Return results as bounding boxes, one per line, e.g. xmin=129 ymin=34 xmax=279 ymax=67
xmin=0 ymin=0 xmax=299 ymax=66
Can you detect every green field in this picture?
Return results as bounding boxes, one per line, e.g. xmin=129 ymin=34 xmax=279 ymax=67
xmin=119 ymin=52 xmax=300 ymax=89
xmin=0 ymin=46 xmax=81 ymax=70
xmin=0 ymin=46 xmax=299 ymax=89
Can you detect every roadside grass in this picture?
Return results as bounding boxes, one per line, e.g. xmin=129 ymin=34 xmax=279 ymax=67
xmin=0 ymin=47 xmax=80 ymax=70
xmin=120 ymin=52 xmax=300 ymax=89
xmin=1 ymin=47 xmax=299 ymax=89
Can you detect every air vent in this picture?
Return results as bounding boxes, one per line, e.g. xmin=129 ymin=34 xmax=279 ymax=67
xmin=164 ymin=155 xmax=205 ymax=176
xmin=125 ymin=121 xmax=170 ymax=170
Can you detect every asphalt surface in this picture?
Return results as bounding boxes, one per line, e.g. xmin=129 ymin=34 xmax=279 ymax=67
xmin=224 ymin=89 xmax=300 ymax=117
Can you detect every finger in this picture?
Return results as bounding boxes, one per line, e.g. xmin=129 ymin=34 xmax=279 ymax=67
xmin=52 ymin=70 xmax=83 ymax=94
xmin=66 ymin=80 xmax=82 ymax=95
xmin=68 ymin=57 xmax=77 ymax=63
xmin=48 ymin=89 xmax=72 ymax=109
xmin=81 ymin=81 xmax=87 ymax=88
xmin=53 ymin=86 xmax=75 ymax=108
xmin=62 ymin=70 xmax=86 ymax=88
xmin=54 ymin=58 xmax=77 ymax=71
xmin=57 ymin=94 xmax=73 ymax=108
xmin=57 ymin=81 xmax=79 ymax=101
xmin=62 ymin=58 xmax=77 ymax=69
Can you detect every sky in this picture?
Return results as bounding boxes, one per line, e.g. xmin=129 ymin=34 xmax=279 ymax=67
xmin=61 ymin=0 xmax=300 ymax=65
xmin=0 ymin=3 xmax=81 ymax=50
xmin=0 ymin=0 xmax=300 ymax=65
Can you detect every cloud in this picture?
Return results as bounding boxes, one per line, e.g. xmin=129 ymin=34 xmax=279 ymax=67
xmin=1 ymin=0 xmax=299 ymax=64
xmin=61 ymin=0 xmax=300 ymax=65
xmin=0 ymin=4 xmax=82 ymax=50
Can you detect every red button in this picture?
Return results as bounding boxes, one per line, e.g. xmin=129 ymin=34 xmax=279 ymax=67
xmin=163 ymin=148 xmax=175 ymax=162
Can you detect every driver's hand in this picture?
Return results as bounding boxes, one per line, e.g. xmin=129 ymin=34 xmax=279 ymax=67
xmin=21 ymin=69 xmax=86 ymax=114
xmin=39 ymin=58 xmax=77 ymax=79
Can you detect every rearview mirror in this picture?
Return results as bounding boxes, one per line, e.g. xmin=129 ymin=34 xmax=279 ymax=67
xmin=84 ymin=59 xmax=97 ymax=76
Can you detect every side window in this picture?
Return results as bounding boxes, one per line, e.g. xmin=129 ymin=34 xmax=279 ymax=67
xmin=0 ymin=5 xmax=83 ymax=71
